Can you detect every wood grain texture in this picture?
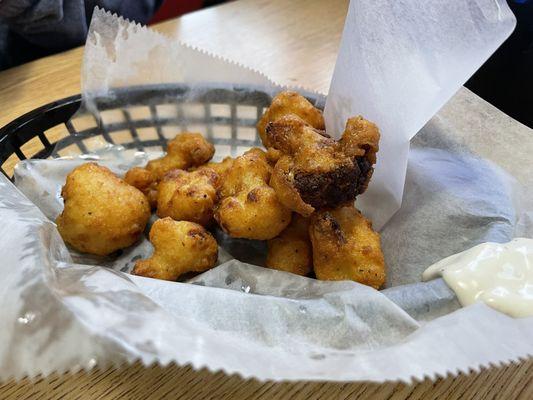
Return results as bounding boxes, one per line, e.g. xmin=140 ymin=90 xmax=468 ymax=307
xmin=0 ymin=359 xmax=532 ymax=400
xmin=0 ymin=0 xmax=345 ymax=129
xmin=0 ymin=0 xmax=531 ymax=398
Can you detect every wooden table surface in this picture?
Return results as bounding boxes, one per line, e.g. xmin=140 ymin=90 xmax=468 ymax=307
xmin=0 ymin=0 xmax=531 ymax=398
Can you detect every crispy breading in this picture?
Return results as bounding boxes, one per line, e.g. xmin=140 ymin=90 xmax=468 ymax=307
xmin=339 ymin=116 xmax=380 ymax=194
xmin=125 ymin=132 xmax=215 ymax=206
xmin=145 ymin=132 xmax=215 ymax=180
xmin=309 ymin=205 xmax=385 ymax=289
xmin=266 ymin=214 xmax=312 ymax=276
xmin=124 ymin=167 xmax=158 ymax=208
xmin=265 ymin=147 xmax=282 ymax=165
xmin=133 ymin=217 xmax=218 ymax=281
xmin=156 ymin=168 xmax=219 ymax=226
xmin=197 ymin=156 xmax=234 ymax=177
xmin=56 ymin=163 xmax=151 ymax=256
xmin=267 ymin=114 xmax=379 ymax=216
xmin=257 ymin=91 xmax=325 ymax=147
xmin=214 ymin=148 xmax=291 ymax=240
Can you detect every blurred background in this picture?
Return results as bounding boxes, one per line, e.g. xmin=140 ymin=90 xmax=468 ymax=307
xmin=0 ymin=0 xmax=531 ymax=128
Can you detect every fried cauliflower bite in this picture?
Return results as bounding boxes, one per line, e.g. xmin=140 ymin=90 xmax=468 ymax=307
xmin=124 ymin=167 xmax=158 ymax=208
xmin=257 ymin=91 xmax=325 ymax=147
xmin=156 ymin=168 xmax=219 ymax=226
xmin=214 ymin=148 xmax=291 ymax=240
xmin=309 ymin=205 xmax=385 ymax=289
xmin=266 ymin=214 xmax=312 ymax=276
xmin=265 ymin=147 xmax=282 ymax=165
xmin=197 ymin=156 xmax=234 ymax=177
xmin=133 ymin=217 xmax=218 ymax=281
xmin=267 ymin=114 xmax=380 ymax=216
xmin=56 ymin=163 xmax=151 ymax=256
xmin=124 ymin=132 xmax=214 ymax=205
xmin=145 ymin=132 xmax=215 ymax=180
xmin=339 ymin=116 xmax=380 ymax=194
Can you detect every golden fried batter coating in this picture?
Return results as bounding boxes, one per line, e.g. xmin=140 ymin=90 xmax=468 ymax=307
xmin=309 ymin=205 xmax=385 ymax=289
xmin=133 ymin=217 xmax=218 ymax=281
xmin=146 ymin=132 xmax=215 ymax=179
xmin=56 ymin=163 xmax=151 ymax=256
xmin=266 ymin=214 xmax=312 ymax=276
xmin=124 ymin=132 xmax=214 ymax=206
xmin=157 ymin=168 xmax=219 ymax=226
xmin=257 ymin=91 xmax=325 ymax=147
xmin=214 ymin=148 xmax=291 ymax=240
xmin=124 ymin=167 xmax=158 ymax=208
xmin=339 ymin=116 xmax=380 ymax=194
xmin=265 ymin=147 xmax=282 ymax=165
xmin=267 ymin=114 xmax=380 ymax=216
xmin=198 ymin=156 xmax=234 ymax=177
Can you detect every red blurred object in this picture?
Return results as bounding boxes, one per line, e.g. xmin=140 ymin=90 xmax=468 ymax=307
xmin=149 ymin=0 xmax=204 ymax=24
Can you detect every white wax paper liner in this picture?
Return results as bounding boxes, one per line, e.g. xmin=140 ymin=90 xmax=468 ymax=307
xmin=1 ymin=4 xmax=533 ymax=383
xmin=1 ymin=173 xmax=532 ymax=382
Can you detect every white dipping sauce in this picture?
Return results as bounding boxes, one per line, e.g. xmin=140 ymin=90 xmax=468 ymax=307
xmin=422 ymin=238 xmax=533 ymax=318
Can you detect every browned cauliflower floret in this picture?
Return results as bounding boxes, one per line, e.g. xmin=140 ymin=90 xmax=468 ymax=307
xmin=214 ymin=148 xmax=291 ymax=240
xmin=267 ymin=114 xmax=379 ymax=216
xmin=145 ymin=132 xmax=215 ymax=180
xmin=133 ymin=217 xmax=218 ymax=281
xmin=195 ymin=156 xmax=234 ymax=177
xmin=266 ymin=214 xmax=312 ymax=276
xmin=257 ymin=91 xmax=325 ymax=147
xmin=309 ymin=204 xmax=385 ymax=289
xmin=56 ymin=163 xmax=151 ymax=256
xmin=125 ymin=132 xmax=215 ymax=206
xmin=156 ymin=168 xmax=219 ymax=226
xmin=124 ymin=167 xmax=158 ymax=208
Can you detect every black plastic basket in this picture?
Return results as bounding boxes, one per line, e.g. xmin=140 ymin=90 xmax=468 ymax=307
xmin=0 ymin=83 xmax=460 ymax=313
xmin=0 ymin=83 xmax=325 ymax=179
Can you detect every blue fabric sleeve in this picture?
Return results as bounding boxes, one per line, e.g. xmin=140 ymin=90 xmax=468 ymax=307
xmin=0 ymin=0 xmax=162 ymax=50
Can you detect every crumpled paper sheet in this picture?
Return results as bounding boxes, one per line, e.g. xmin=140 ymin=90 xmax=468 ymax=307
xmin=2 ymin=169 xmax=533 ymax=381
xmin=1 ymin=4 xmax=533 ymax=384
xmin=82 ymin=8 xmax=279 ymax=114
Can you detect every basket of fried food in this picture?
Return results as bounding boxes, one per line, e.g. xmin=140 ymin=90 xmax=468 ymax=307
xmin=55 ymin=91 xmax=385 ymax=289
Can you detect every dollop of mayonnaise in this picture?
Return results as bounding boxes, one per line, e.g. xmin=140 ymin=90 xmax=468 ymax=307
xmin=422 ymin=238 xmax=533 ymax=318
